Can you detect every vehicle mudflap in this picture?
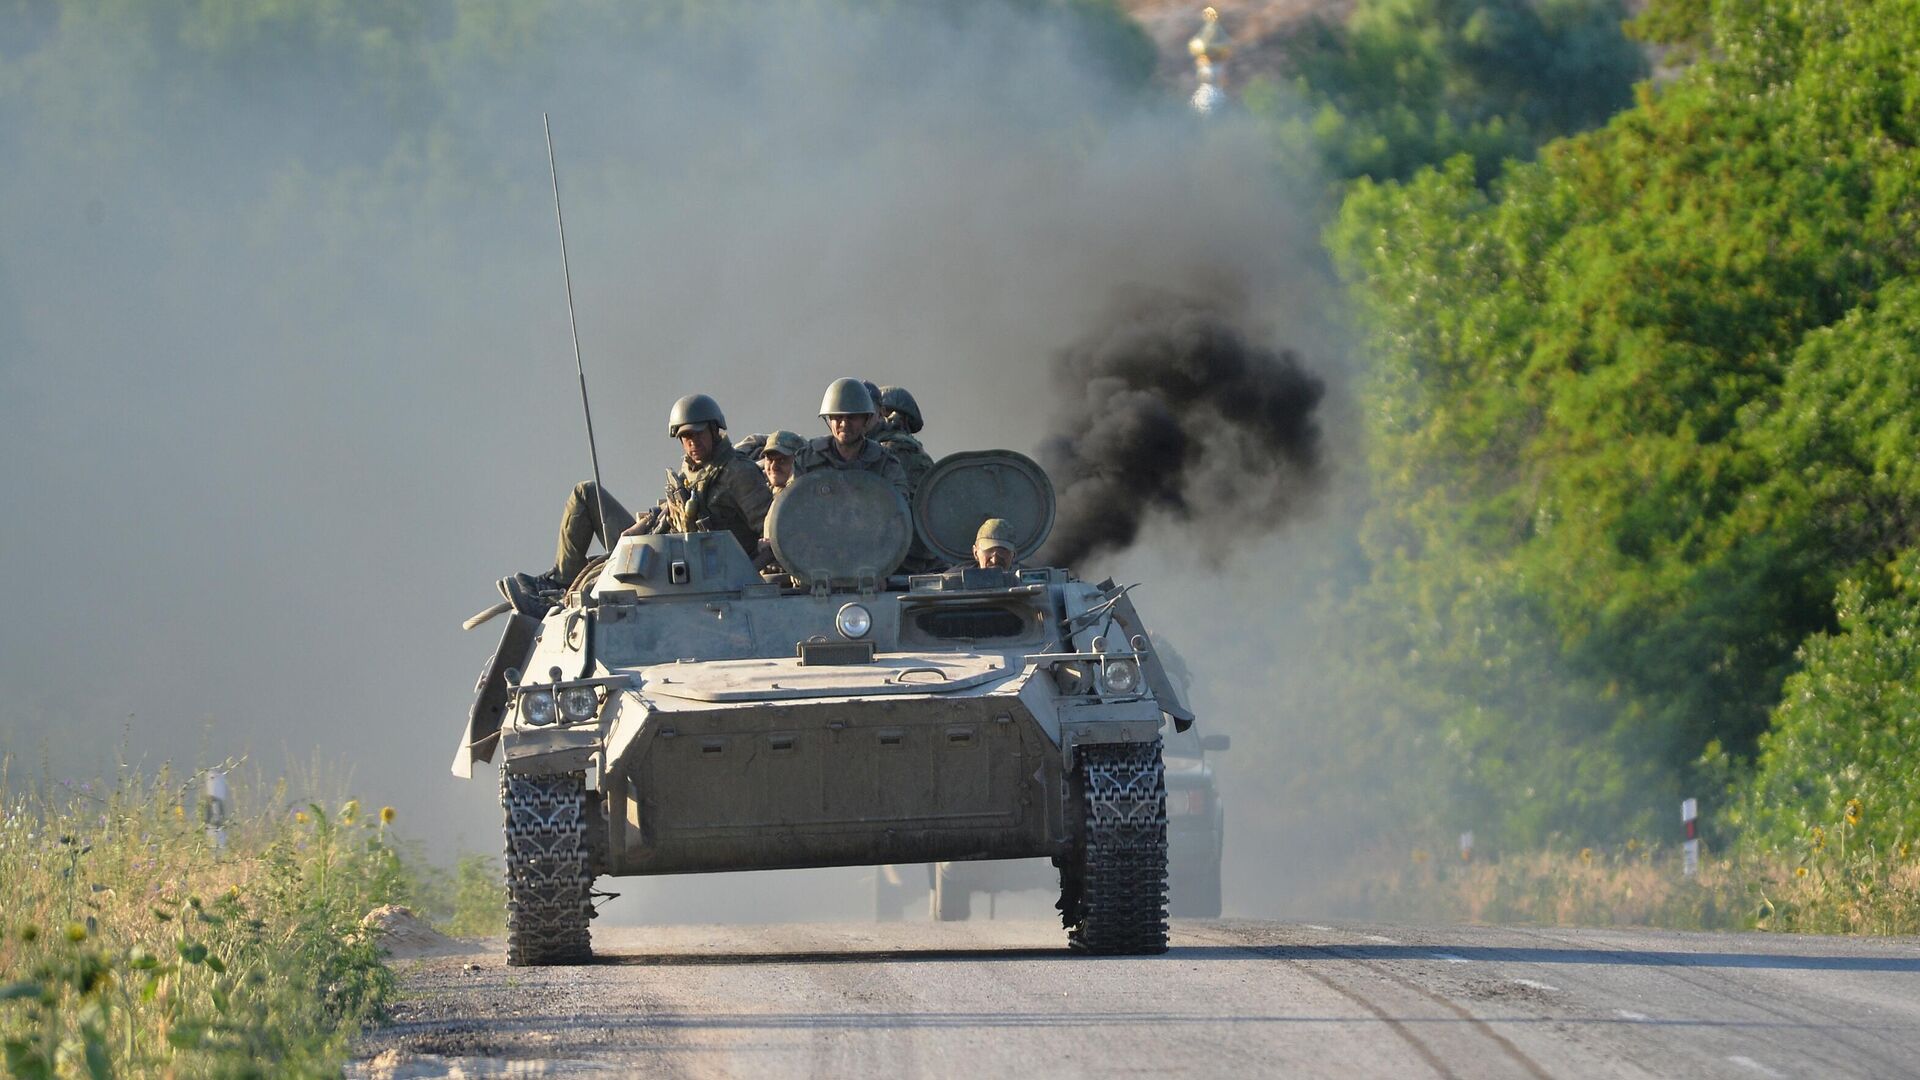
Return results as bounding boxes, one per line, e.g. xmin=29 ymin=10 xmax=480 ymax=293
xmin=452 ymin=611 xmax=540 ymax=778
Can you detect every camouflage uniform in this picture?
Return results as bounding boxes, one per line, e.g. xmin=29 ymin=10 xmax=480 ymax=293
xmin=872 ymin=428 xmax=934 ymax=492
xmin=550 ymin=481 xmax=638 ymax=587
xmin=868 ymin=426 xmax=938 ymax=571
xmin=733 ymin=432 xmax=768 ymax=461
xmin=793 ymin=435 xmax=911 ymax=499
xmin=640 ymin=439 xmax=773 ymax=557
xmin=553 ymin=441 xmax=771 ymax=583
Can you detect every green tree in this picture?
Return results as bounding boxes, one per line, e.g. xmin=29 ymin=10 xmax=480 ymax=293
xmin=1250 ymin=0 xmax=1645 ymax=183
xmin=1740 ymin=549 xmax=1920 ymax=855
xmin=1726 ymin=276 xmax=1920 ymax=851
xmin=1326 ymin=0 xmax=1920 ymax=843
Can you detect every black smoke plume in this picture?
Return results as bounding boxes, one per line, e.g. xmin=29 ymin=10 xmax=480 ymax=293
xmin=1036 ymin=290 xmax=1326 ymax=568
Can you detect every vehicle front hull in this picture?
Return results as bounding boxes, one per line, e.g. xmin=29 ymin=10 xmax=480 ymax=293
xmin=597 ymin=693 xmax=1072 ymax=877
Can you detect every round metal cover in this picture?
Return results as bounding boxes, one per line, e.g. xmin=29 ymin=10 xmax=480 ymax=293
xmin=912 ymin=450 xmax=1056 ymax=564
xmin=766 ymin=469 xmax=913 ymax=586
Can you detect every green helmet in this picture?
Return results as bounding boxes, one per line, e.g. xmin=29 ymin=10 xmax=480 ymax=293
xmin=818 ymin=377 xmax=877 ymax=418
xmin=733 ymin=432 xmax=768 ymax=459
xmin=877 ymin=386 xmax=923 ymax=434
xmin=975 ymin=517 xmax=1018 ymax=550
xmin=668 ymin=393 xmax=726 ymax=437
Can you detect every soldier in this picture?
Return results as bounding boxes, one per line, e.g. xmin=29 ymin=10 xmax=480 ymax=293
xmin=502 ymin=393 xmax=771 ymax=610
xmin=871 ymin=385 xmax=939 ymax=572
xmin=759 ymin=430 xmax=806 ymax=495
xmin=873 ymin=385 xmax=934 ymax=491
xmin=971 ymin=518 xmax=1020 ymax=570
xmin=750 ymin=430 xmax=810 ymax=575
xmin=626 ymin=393 xmax=772 ymax=554
xmin=793 ymin=378 xmax=911 ymax=497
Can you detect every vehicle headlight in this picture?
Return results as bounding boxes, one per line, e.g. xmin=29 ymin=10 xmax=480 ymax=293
xmin=1102 ymin=658 xmax=1141 ymax=695
xmin=559 ymin=686 xmax=599 ymax=723
xmin=836 ymin=603 xmax=872 ymax=639
xmin=520 ymin=688 xmax=556 ymax=726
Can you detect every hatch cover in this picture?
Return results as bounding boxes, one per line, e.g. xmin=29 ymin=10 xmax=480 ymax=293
xmin=765 ymin=468 xmax=913 ymax=587
xmin=912 ymin=450 xmax=1056 ymax=564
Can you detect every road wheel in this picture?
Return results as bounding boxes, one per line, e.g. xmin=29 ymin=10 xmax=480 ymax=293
xmin=502 ymin=770 xmax=594 ymax=966
xmin=932 ymin=863 xmax=971 ymax=921
xmin=1061 ymin=740 xmax=1168 ymax=954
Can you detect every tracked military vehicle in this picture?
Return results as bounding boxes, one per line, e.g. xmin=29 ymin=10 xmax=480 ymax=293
xmin=456 ymin=450 xmax=1196 ymax=964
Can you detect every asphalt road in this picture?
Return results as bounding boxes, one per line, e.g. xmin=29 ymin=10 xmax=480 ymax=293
xmin=351 ymin=919 xmax=1920 ymax=1078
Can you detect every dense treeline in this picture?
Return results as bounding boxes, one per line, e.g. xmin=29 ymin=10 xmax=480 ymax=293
xmin=1303 ymin=0 xmax=1920 ymax=855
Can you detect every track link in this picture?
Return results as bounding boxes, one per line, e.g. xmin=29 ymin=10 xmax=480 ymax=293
xmin=1061 ymin=739 xmax=1168 ymax=955
xmin=502 ymin=770 xmax=594 ymax=966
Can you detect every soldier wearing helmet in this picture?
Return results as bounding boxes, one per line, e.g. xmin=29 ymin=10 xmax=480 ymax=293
xmin=971 ymin=518 xmax=1021 ymax=570
xmin=501 ymin=393 xmax=771 ymax=610
xmin=628 ymin=393 xmax=773 ymax=552
xmin=871 ymin=385 xmax=939 ymax=571
xmin=793 ymin=378 xmax=910 ymax=498
xmin=873 ymin=385 xmax=934 ymax=491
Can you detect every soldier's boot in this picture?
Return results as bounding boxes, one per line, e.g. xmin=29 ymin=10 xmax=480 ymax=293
xmin=497 ymin=570 xmax=564 ymax=618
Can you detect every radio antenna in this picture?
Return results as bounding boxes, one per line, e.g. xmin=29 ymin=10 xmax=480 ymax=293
xmin=543 ymin=113 xmax=612 ymax=566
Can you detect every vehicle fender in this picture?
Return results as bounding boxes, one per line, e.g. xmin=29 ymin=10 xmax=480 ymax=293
xmin=1060 ymin=706 xmax=1164 ymax=769
xmin=452 ymin=611 xmax=539 ymax=778
xmin=1108 ymin=589 xmax=1195 ymax=731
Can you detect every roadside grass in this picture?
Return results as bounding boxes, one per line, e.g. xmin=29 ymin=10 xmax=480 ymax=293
xmin=0 ymin=757 xmax=434 ymax=1078
xmin=409 ymin=853 xmax=508 ymax=939
xmin=1346 ymin=827 xmax=1920 ymax=934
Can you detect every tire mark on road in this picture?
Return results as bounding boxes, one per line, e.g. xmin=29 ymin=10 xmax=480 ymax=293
xmin=1342 ymin=950 xmax=1553 ymax=1080
xmin=1183 ymin=927 xmax=1452 ymax=1078
xmin=1257 ymin=955 xmax=1457 ymax=1078
xmin=1502 ymin=926 xmax=1908 ymax=1077
xmin=1190 ymin=926 xmax=1552 ymax=1080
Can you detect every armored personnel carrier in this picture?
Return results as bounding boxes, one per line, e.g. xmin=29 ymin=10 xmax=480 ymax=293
xmin=456 ymin=450 xmax=1195 ymax=963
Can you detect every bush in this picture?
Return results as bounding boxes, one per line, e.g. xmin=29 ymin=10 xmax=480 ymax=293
xmin=410 ymin=853 xmax=507 ymax=939
xmin=1341 ymin=834 xmax=1920 ymax=933
xmin=0 ymin=763 xmax=408 ymax=1077
xmin=1737 ymin=551 xmax=1920 ymax=858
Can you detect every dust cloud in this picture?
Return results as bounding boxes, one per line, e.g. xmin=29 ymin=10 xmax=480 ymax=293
xmin=0 ymin=3 xmax=1353 ymax=923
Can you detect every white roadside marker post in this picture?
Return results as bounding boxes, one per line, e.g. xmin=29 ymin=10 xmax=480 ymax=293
xmin=1459 ymin=831 xmax=1474 ymax=864
xmin=1682 ymin=798 xmax=1699 ymax=877
xmin=205 ymin=770 xmax=230 ymax=853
